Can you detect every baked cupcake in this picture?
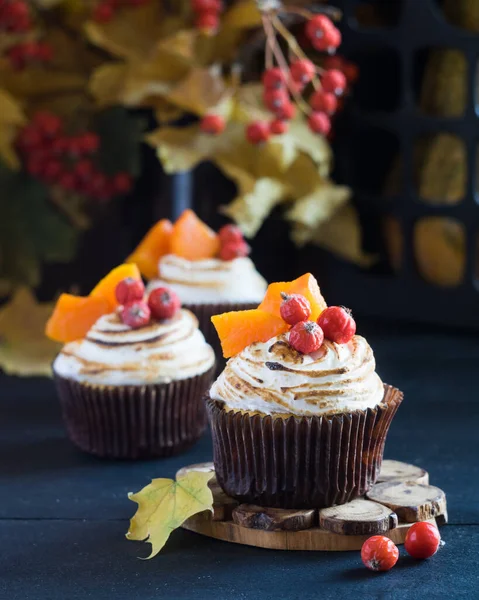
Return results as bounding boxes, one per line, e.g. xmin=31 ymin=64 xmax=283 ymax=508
xmin=46 ymin=264 xmax=215 ymax=459
xmin=207 ymin=273 xmax=403 ymax=509
xmin=127 ymin=210 xmax=267 ymax=363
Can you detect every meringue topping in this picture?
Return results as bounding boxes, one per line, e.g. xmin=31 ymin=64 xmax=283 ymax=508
xmin=53 ymin=309 xmax=215 ymax=386
xmin=209 ymin=334 xmax=384 ymax=416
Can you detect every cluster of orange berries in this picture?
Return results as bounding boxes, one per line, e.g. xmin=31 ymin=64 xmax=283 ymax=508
xmin=1 ymin=0 xmax=54 ymax=70
xmin=93 ymin=0 xmax=151 ymax=24
xmin=16 ymin=112 xmax=133 ymax=201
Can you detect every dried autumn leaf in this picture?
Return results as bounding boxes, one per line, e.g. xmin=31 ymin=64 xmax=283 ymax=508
xmin=127 ymin=471 xmax=214 ymax=558
xmin=0 ymin=88 xmax=25 ymax=169
xmin=298 ymin=204 xmax=375 ymax=267
xmin=0 ymin=287 xmax=61 ymax=377
xmin=286 ymin=181 xmax=351 ymax=231
xmin=165 ymin=67 xmax=227 ymax=116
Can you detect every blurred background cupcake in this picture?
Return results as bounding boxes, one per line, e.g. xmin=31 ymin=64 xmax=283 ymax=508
xmin=129 ymin=209 xmax=267 ymax=366
xmin=46 ymin=264 xmax=215 ymax=459
xmin=207 ymin=274 xmax=403 ymax=508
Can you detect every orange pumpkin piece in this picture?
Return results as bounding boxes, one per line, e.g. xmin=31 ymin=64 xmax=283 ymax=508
xmin=212 ymin=309 xmax=290 ymax=358
xmin=127 ymin=219 xmax=173 ymax=280
xmin=90 ymin=263 xmax=141 ymax=310
xmin=45 ymin=294 xmax=111 ymax=343
xmin=258 ymin=273 xmax=327 ymax=321
xmin=170 ymin=209 xmax=220 ymax=261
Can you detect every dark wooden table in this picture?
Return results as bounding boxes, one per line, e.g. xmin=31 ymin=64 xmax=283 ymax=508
xmin=1 ymin=320 xmax=478 ymax=599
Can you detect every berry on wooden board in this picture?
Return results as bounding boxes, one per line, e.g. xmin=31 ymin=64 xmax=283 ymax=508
xmin=361 ymin=536 xmax=399 ymax=572
xmin=404 ymin=522 xmax=441 ymax=559
xmin=317 ymin=306 xmax=356 ymax=344
xmin=280 ymin=293 xmax=311 ymax=325
xmin=120 ymin=300 xmax=151 ymax=329
xmin=288 ymin=320 xmax=324 ymax=354
xmin=115 ymin=277 xmax=145 ymax=305
xmin=148 ymin=287 xmax=181 ymax=320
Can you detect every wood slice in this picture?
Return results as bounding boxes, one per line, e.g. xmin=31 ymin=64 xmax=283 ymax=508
xmin=319 ymin=499 xmax=398 ymax=536
xmin=378 ymin=460 xmax=429 ymax=485
xmin=366 ymin=481 xmax=446 ymax=523
xmin=233 ymin=504 xmax=315 ymax=532
xmin=182 ymin=516 xmax=440 ymax=551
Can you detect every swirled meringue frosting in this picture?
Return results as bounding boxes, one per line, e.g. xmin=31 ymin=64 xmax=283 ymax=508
xmin=146 ymin=254 xmax=267 ymax=304
xmin=209 ymin=334 xmax=384 ymax=416
xmin=53 ymin=309 xmax=215 ymax=386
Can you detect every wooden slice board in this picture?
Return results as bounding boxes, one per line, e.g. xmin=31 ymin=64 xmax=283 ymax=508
xmin=179 ymin=460 xmax=447 ymax=552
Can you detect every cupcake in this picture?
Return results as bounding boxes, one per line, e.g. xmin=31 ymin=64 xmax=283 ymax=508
xmin=46 ymin=264 xmax=215 ymax=459
xmin=127 ymin=209 xmax=267 ymax=363
xmin=206 ymin=273 xmax=403 ymax=509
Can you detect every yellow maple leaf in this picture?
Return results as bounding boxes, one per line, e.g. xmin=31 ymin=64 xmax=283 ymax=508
xmin=0 ymin=88 xmax=25 ymax=169
xmin=0 ymin=288 xmax=61 ymax=377
xmin=127 ymin=471 xmax=214 ymax=558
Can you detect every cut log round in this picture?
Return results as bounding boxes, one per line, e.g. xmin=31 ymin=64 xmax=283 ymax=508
xmin=367 ymin=481 xmax=446 ymax=523
xmin=209 ymin=480 xmax=239 ymax=521
xmin=319 ymin=498 xmax=398 ymax=536
xmin=233 ymin=504 xmax=316 ymax=532
xmin=378 ymin=460 xmax=429 ymax=485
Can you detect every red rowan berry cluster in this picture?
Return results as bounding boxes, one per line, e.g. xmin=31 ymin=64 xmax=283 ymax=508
xmin=93 ymin=0 xmax=151 ymax=24
xmin=16 ymin=112 xmax=133 ymax=201
xmin=0 ymin=0 xmax=31 ymax=32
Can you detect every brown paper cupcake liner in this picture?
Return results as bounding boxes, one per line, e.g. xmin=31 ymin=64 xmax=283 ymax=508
xmin=206 ymin=384 xmax=403 ymax=509
xmin=184 ymin=301 xmax=257 ymax=371
xmin=54 ymin=366 xmax=215 ymax=459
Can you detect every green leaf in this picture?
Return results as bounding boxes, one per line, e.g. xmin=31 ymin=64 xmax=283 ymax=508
xmin=93 ymin=107 xmax=144 ymax=177
xmin=0 ymin=163 xmax=78 ymax=287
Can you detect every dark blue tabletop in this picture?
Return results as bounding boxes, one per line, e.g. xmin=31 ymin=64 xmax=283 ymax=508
xmin=1 ymin=320 xmax=479 ymax=600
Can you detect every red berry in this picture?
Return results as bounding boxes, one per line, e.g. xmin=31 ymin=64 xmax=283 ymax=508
xmin=218 ymin=224 xmax=243 ymax=245
xmin=112 ymin=172 xmax=132 ymax=194
xmin=262 ymin=67 xmax=287 ymax=90
xmin=246 ymin=121 xmax=270 ymax=145
xmin=17 ymin=126 xmax=43 ymax=150
xmin=42 ymin=160 xmax=63 ymax=182
xmin=87 ymin=172 xmax=109 ymax=198
xmin=305 ymin=14 xmax=334 ymax=42
xmin=50 ymin=136 xmax=69 ymax=155
xmin=269 ymin=119 xmax=288 ymax=135
xmin=191 ymin=0 xmax=223 ymax=12
xmin=322 ymin=69 xmax=347 ymax=95
xmin=280 ymin=293 xmax=311 ymax=325
xmin=290 ymin=59 xmax=316 ymax=85
xmin=148 ymin=287 xmax=181 ymax=320
xmin=120 ymin=300 xmax=151 ymax=329
xmin=361 ymin=536 xmax=399 ymax=572
xmin=115 ymin=277 xmax=145 ymax=305
xmin=32 ymin=112 xmax=63 ymax=138
xmin=310 ymin=90 xmax=338 ymax=114
xmin=404 ymin=522 xmax=441 ymax=559
xmin=263 ymin=88 xmax=289 ymax=113
xmin=288 ymin=320 xmax=324 ymax=354
xmin=308 ymin=112 xmax=331 ymax=135
xmin=74 ymin=159 xmax=94 ymax=180
xmin=275 ymin=102 xmax=296 ymax=120
xmin=200 ymin=114 xmax=226 ymax=135
xmin=195 ymin=12 xmax=219 ymax=34
xmin=219 ymin=239 xmax=250 ymax=261
xmin=317 ymin=306 xmax=356 ymax=344
xmin=93 ymin=3 xmax=115 ymax=23
xmin=77 ymin=132 xmax=100 ymax=154
xmin=311 ymin=25 xmax=341 ymax=52
xmin=35 ymin=42 xmax=54 ymax=63
xmin=58 ymin=172 xmax=77 ymax=191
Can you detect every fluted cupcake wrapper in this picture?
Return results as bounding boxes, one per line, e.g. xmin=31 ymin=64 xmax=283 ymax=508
xmin=206 ymin=384 xmax=403 ymax=509
xmin=184 ymin=302 xmax=257 ymax=372
xmin=54 ymin=366 xmax=215 ymax=459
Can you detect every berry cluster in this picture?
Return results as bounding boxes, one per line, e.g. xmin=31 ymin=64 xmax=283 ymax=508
xmin=279 ymin=295 xmax=356 ymax=355
xmin=191 ymin=0 xmax=224 ymax=35
xmin=115 ymin=278 xmax=181 ymax=329
xmin=0 ymin=0 xmax=31 ymax=33
xmin=93 ymin=0 xmax=151 ymax=24
xmin=361 ymin=522 xmax=442 ymax=573
xmin=218 ymin=224 xmax=250 ymax=261
xmin=16 ymin=111 xmax=133 ymax=201
xmin=7 ymin=41 xmax=53 ymax=71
